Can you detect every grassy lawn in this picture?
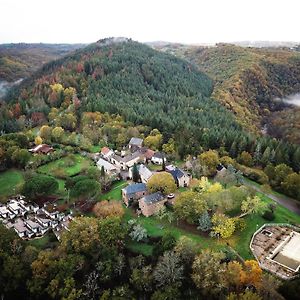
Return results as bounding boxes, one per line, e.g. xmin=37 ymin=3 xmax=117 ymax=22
xmin=0 ymin=169 xmax=24 ymax=200
xmin=27 ymin=232 xmax=58 ymax=249
xmin=126 ymin=240 xmax=154 ymax=256
xmin=148 ymin=163 xmax=163 ymax=171
xmin=37 ymin=154 xmax=92 ymax=177
xmin=99 ymin=180 xmax=127 ymax=201
xmin=230 ymin=193 xmax=300 ymax=259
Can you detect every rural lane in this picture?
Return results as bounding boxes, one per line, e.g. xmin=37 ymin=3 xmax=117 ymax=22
xmin=243 ymin=180 xmax=300 ymax=215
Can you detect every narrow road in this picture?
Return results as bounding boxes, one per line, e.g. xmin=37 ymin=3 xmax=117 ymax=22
xmin=243 ymin=179 xmax=300 ymax=215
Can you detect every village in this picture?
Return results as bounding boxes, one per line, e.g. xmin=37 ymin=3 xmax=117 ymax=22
xmin=95 ymin=137 xmax=191 ymax=217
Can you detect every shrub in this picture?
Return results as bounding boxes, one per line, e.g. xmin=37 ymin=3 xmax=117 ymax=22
xmin=262 ymin=210 xmax=275 ymax=221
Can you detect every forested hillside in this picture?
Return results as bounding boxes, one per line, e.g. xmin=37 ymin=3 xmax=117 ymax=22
xmin=157 ymin=43 xmax=300 ymax=138
xmin=0 ymin=43 xmax=84 ymax=82
xmin=2 ymin=39 xmax=300 ymax=172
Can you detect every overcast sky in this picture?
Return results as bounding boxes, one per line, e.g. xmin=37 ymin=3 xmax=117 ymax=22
xmin=1 ymin=0 xmax=299 ymax=44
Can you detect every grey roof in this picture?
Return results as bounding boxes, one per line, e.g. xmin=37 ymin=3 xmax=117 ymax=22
xmin=129 ymin=137 xmax=143 ymax=146
xmin=13 ymin=219 xmax=27 ymax=233
xmin=138 ymin=164 xmax=152 ymax=181
xmin=112 ymin=151 xmax=142 ymax=163
xmin=170 ymin=168 xmax=185 ymax=179
xmin=97 ymin=158 xmax=117 ymax=171
xmin=123 ymin=183 xmax=147 ymax=195
xmin=153 ymin=152 xmax=165 ymax=159
xmin=142 ymin=192 xmax=164 ymax=205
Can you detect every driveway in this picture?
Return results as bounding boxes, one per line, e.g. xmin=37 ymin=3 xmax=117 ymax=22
xmin=243 ymin=180 xmax=300 ymax=215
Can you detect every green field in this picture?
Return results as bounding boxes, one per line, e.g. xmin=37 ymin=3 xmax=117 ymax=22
xmin=99 ymin=180 xmax=127 ymax=201
xmin=0 ymin=169 xmax=24 ymax=200
xmin=37 ymin=154 xmax=92 ymax=177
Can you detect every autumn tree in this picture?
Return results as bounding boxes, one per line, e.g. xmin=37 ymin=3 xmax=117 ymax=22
xmin=237 ymin=151 xmax=253 ymax=167
xmin=93 ymin=200 xmax=124 ymax=219
xmin=52 ymin=126 xmax=65 ymax=143
xmin=241 ymin=196 xmax=266 ymax=217
xmin=35 ymin=135 xmax=43 ymax=145
xmin=174 ymin=191 xmax=208 ymax=224
xmin=192 ymin=249 xmax=226 ymax=296
xmin=144 ymin=129 xmax=163 ymax=150
xmin=147 ymin=172 xmax=177 ymax=195
xmin=198 ymin=150 xmax=220 ymax=176
xmin=39 ymin=125 xmax=52 ymax=142
xmin=211 ymin=213 xmax=236 ymax=238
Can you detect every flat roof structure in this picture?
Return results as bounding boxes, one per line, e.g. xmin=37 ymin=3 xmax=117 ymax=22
xmin=250 ymin=224 xmax=300 ymax=280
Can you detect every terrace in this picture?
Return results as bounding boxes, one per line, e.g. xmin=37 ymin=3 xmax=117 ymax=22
xmin=250 ymin=224 xmax=300 ymax=280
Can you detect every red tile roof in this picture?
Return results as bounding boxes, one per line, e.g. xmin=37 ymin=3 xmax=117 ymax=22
xmin=101 ymin=147 xmax=111 ymax=155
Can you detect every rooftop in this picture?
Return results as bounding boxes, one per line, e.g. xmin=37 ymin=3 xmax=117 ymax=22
xmin=142 ymin=192 xmax=164 ymax=205
xmin=169 ymin=168 xmax=185 ymax=179
xmin=101 ymin=147 xmax=112 ymax=155
xmin=153 ymin=152 xmax=165 ymax=159
xmin=129 ymin=137 xmax=143 ymax=146
xmin=97 ymin=158 xmax=117 ymax=171
xmin=138 ymin=164 xmax=152 ymax=180
xmin=123 ymin=183 xmax=147 ymax=195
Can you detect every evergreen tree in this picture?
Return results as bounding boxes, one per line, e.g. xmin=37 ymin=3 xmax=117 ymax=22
xmin=292 ymin=148 xmax=300 ymax=172
xmin=229 ymin=141 xmax=237 ymax=158
xmin=100 ymin=166 xmax=105 ymax=178
xmin=197 ymin=211 xmax=212 ymax=232
xmin=261 ymin=147 xmax=271 ymax=167
xmin=162 ymin=157 xmax=166 ymax=171
xmin=132 ymin=164 xmax=140 ymax=183
xmin=253 ymin=143 xmax=262 ymax=165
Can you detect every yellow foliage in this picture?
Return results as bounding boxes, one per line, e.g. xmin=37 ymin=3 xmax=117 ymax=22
xmin=35 ymin=136 xmax=43 ymax=145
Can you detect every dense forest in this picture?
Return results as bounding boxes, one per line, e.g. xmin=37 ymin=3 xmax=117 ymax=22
xmin=156 ymin=43 xmax=300 ymax=140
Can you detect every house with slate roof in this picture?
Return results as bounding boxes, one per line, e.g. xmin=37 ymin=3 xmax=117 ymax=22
xmin=138 ymin=192 xmax=166 ymax=217
xmin=129 ymin=164 xmax=153 ymax=183
xmin=122 ymin=183 xmax=147 ymax=206
xmin=166 ymin=165 xmax=191 ymax=187
xmin=97 ymin=158 xmax=118 ymax=175
xmin=151 ymin=152 xmax=166 ymax=165
xmin=128 ymin=137 xmax=143 ymax=150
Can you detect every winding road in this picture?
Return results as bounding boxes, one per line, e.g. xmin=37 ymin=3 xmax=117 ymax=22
xmin=243 ymin=179 xmax=300 ymax=215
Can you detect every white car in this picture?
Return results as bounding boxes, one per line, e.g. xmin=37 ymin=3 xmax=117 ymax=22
xmin=167 ymin=193 xmax=175 ymax=199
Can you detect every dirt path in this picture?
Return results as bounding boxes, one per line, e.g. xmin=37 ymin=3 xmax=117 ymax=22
xmin=243 ymin=180 xmax=300 ymax=215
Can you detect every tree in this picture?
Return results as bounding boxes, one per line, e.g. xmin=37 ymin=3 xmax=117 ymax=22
xmin=197 ymin=210 xmax=212 ymax=232
xmin=198 ymin=150 xmax=220 ymax=176
xmin=174 ymin=191 xmax=208 ymax=224
xmin=61 ymin=216 xmax=100 ymax=255
xmin=22 ymin=174 xmax=58 ymax=199
xmin=238 ymin=151 xmax=253 ymax=167
xmin=241 ymin=196 xmax=266 ymax=216
xmin=281 ymin=172 xmax=300 ymax=200
xmin=39 ymin=125 xmax=52 ymax=142
xmin=153 ymin=251 xmax=183 ymax=287
xmin=93 ymin=200 xmax=124 ymax=219
xmin=144 ymin=129 xmax=163 ymax=150
xmin=162 ymin=138 xmax=176 ymax=157
xmin=226 ymin=291 xmax=262 ymax=300
xmin=132 ymin=163 xmax=140 ymax=183
xmin=192 ymin=249 xmax=226 ymax=296
xmin=130 ymin=266 xmax=153 ymax=293
xmin=70 ymin=178 xmax=100 ymax=200
xmin=35 ymin=136 xmax=43 ymax=145
xmin=223 ymin=261 xmax=244 ymax=292
xmin=11 ymin=148 xmax=30 ymax=168
xmin=261 ymin=147 xmax=271 ymax=167
xmin=147 ymin=172 xmax=177 ymax=195
xmin=240 ymin=260 xmax=262 ymax=288
xmin=254 ymin=143 xmax=262 ymax=165
xmin=273 ymin=164 xmax=293 ymax=187
xmin=52 ymin=126 xmax=65 ymax=143
xmin=129 ymin=223 xmax=148 ymax=242
xmin=211 ymin=213 xmax=236 ymax=238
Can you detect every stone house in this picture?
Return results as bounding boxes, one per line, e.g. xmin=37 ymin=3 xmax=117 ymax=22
xmin=122 ymin=183 xmax=147 ymax=206
xmin=97 ymin=158 xmax=118 ymax=175
xmin=138 ymin=192 xmax=166 ymax=217
xmin=167 ymin=165 xmax=191 ymax=187
xmin=101 ymin=147 xmax=114 ymax=159
xmin=128 ymin=164 xmax=153 ymax=183
xmin=128 ymin=137 xmax=143 ymax=151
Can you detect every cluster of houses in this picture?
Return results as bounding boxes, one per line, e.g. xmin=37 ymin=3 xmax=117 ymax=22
xmin=0 ymin=195 xmax=72 ymax=240
xmin=96 ymin=137 xmax=166 ymax=177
